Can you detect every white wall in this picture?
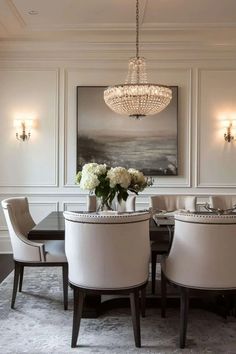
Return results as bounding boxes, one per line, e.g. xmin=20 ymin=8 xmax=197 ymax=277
xmin=0 ymin=42 xmax=236 ymax=252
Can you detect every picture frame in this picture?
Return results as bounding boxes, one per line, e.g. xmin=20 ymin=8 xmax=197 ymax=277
xmin=76 ymin=86 xmax=178 ymax=176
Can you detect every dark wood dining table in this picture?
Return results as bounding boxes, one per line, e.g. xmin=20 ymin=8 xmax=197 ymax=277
xmin=28 ymin=211 xmax=174 ymax=241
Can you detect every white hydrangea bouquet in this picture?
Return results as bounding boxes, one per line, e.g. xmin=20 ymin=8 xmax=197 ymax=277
xmin=76 ymin=163 xmax=152 ymax=211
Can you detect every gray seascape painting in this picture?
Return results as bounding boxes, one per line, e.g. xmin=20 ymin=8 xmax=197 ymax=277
xmin=77 ymin=86 xmax=178 ymax=176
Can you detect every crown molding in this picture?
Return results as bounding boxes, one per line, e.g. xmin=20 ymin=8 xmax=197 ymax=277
xmin=10 ymin=21 xmax=236 ymax=33
xmin=1 ymin=40 xmax=236 ymax=62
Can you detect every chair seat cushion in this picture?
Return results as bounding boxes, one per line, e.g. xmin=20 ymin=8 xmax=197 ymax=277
xmin=43 ymin=240 xmax=67 ymax=263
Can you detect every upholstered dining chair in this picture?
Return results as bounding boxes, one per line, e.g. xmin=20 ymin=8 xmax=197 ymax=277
xmin=209 ymin=195 xmax=236 ymax=210
xmin=150 ymin=195 xmax=197 ymax=296
xmin=161 ymin=212 xmax=236 ymax=348
xmin=87 ymin=194 xmax=136 ymax=212
xmin=64 ymin=211 xmax=150 ymax=348
xmin=1 ymin=197 xmax=68 ymax=310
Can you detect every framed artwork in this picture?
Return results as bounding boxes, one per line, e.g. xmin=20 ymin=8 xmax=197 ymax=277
xmin=76 ymin=86 xmax=178 ymax=176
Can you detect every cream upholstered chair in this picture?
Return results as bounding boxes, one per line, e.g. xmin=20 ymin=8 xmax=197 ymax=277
xmin=1 ymin=197 xmax=68 ymax=310
xmin=150 ymin=195 xmax=197 ymax=212
xmin=209 ymin=195 xmax=236 ymax=210
xmin=64 ymin=211 xmax=150 ymax=348
xmin=150 ymin=195 xmax=197 ymax=295
xmin=86 ymin=194 xmax=136 ymax=212
xmin=162 ymin=212 xmax=236 ymax=348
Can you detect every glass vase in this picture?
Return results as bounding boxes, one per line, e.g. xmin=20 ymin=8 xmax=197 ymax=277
xmin=97 ymin=197 xmax=114 ymax=212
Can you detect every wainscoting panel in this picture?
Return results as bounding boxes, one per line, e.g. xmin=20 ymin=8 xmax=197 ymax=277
xmin=28 ymin=201 xmax=59 ymax=224
xmin=63 ymin=201 xmax=87 ymax=211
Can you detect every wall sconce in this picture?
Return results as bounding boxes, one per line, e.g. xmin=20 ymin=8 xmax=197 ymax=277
xmin=224 ymin=123 xmax=234 ymax=143
xmin=14 ymin=119 xmax=33 ymax=142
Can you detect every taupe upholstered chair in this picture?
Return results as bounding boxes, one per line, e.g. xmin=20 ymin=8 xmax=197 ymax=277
xmin=150 ymin=195 xmax=197 ymax=295
xmin=86 ymin=194 xmax=136 ymax=212
xmin=1 ymin=197 xmax=68 ymax=309
xmin=162 ymin=212 xmax=236 ymax=348
xmin=209 ymin=195 xmax=236 ymax=210
xmin=64 ymin=211 xmax=150 ymax=348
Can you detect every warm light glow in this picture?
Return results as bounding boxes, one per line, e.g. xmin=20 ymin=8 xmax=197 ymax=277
xmin=217 ymin=113 xmax=236 ymax=143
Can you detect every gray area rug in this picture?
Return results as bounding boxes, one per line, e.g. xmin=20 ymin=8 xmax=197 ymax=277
xmin=0 ymin=268 xmax=236 ymax=354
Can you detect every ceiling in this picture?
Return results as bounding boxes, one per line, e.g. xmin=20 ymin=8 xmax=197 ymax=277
xmin=1 ymin=0 xmax=236 ymax=47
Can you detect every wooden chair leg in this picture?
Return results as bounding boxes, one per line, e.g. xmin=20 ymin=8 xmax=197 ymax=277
xmin=62 ymin=263 xmax=68 ymax=310
xmin=71 ymin=288 xmax=84 ymax=348
xmin=130 ymin=289 xmax=141 ymax=348
xmin=151 ymin=251 xmax=157 ymax=294
xmin=19 ymin=264 xmax=24 ymax=292
xmin=11 ymin=262 xmax=20 ymax=309
xmin=140 ymin=286 xmax=146 ymax=318
xmin=180 ymin=287 xmax=189 ymax=349
xmin=161 ymin=269 xmax=167 ymax=318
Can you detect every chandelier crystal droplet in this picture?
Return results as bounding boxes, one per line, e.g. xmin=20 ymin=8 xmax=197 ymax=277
xmin=104 ymin=0 xmax=172 ymax=119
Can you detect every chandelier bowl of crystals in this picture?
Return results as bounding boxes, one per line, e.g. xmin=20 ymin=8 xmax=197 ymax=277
xmin=104 ymin=0 xmax=172 ymax=119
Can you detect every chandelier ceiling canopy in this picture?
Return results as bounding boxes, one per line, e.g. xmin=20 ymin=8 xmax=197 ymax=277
xmin=104 ymin=0 xmax=172 ymax=119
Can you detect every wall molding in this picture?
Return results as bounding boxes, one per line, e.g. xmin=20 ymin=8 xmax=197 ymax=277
xmin=63 ymin=67 xmax=192 ymax=188
xmin=0 ymin=67 xmax=59 ymax=187
xmin=196 ymin=68 xmax=236 ymax=188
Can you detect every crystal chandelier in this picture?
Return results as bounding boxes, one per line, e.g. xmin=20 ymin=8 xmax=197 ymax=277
xmin=104 ymin=0 xmax=172 ymax=119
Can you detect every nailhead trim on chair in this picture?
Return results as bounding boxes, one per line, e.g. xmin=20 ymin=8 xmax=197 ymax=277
xmin=175 ymin=212 xmax=236 ymax=224
xmin=64 ymin=211 xmax=151 ymax=224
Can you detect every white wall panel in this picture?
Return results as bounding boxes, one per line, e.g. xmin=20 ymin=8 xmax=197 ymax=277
xmin=63 ymin=202 xmax=87 ymax=211
xmin=28 ymin=202 xmax=59 ymax=223
xmin=64 ymin=67 xmax=192 ymax=188
xmin=197 ymin=69 xmax=236 ymax=187
xmin=0 ymin=69 xmax=58 ymax=187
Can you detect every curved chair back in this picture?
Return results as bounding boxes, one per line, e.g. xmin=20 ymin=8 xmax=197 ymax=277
xmin=86 ymin=195 xmax=136 ymax=212
xmin=1 ymin=197 xmax=44 ymax=262
xmin=64 ymin=211 xmax=150 ymax=289
xmin=209 ymin=195 xmax=236 ymax=210
xmin=150 ymin=195 xmax=196 ymax=212
xmin=162 ymin=213 xmax=236 ymax=289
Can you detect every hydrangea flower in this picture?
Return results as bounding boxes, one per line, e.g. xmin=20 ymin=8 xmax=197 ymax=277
xmin=107 ymin=167 xmax=131 ymax=189
xmin=79 ymin=172 xmax=100 ymax=190
xmin=75 ymin=163 xmax=152 ymax=209
xmin=83 ymin=163 xmax=107 ymax=176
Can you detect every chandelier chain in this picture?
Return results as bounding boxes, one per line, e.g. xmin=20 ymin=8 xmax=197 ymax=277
xmin=136 ymin=0 xmax=139 ymax=58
